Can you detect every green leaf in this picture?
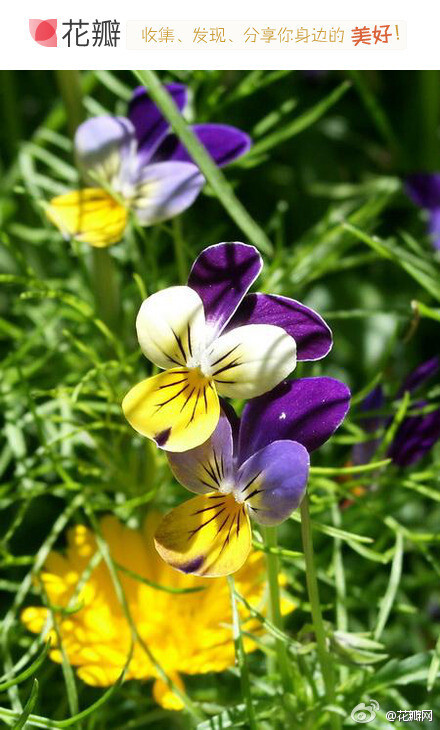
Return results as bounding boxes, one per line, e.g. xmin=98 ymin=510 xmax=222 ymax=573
xmin=0 ymin=645 xmax=49 ymax=692
xmin=247 ymin=80 xmax=351 ymax=159
xmin=11 ymin=679 xmax=39 ymax=730
xmin=368 ymin=653 xmax=435 ymax=692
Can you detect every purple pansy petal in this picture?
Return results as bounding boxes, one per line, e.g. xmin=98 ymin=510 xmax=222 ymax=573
xmin=188 ymin=243 xmax=262 ymax=338
xmin=74 ymin=116 xmax=137 ymax=186
xmin=428 ymin=209 xmax=440 ymax=251
xmin=132 ymin=161 xmax=205 ymax=225
xmin=388 ymin=405 xmax=440 ymax=466
xmin=226 ymin=293 xmax=332 ymax=361
xmin=405 ymin=174 xmax=440 ymax=210
xmin=152 ymin=124 xmax=252 ymax=168
xmin=352 ymin=385 xmax=385 ymax=466
xmin=398 ymin=356 xmax=440 ymax=397
xmin=167 ymin=410 xmax=235 ymax=494
xmin=235 ymin=440 xmax=309 ymax=525
xmin=128 ymin=83 xmax=188 ymax=165
xmin=238 ymin=377 xmax=351 ymax=463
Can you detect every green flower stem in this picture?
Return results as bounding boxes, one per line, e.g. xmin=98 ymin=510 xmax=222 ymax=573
xmin=91 ymin=248 xmax=121 ymax=332
xmin=263 ymin=526 xmax=292 ymax=693
xmin=133 ymin=70 xmax=273 ymax=257
xmin=300 ymin=495 xmax=340 ymax=730
xmin=172 ymin=218 xmax=188 ymax=284
xmin=55 ymin=70 xmax=121 ymax=330
xmin=419 ymin=71 xmax=440 ymax=170
xmin=227 ymin=576 xmax=258 ymax=730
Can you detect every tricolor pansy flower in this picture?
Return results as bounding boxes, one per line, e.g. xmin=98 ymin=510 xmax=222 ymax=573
xmin=405 ymin=174 xmax=440 ymax=251
xmin=47 ymin=83 xmax=251 ymax=247
xmin=353 ymin=356 xmax=440 ymax=468
xmin=154 ymin=377 xmax=351 ymax=577
xmin=122 ymin=242 xmax=333 ymax=452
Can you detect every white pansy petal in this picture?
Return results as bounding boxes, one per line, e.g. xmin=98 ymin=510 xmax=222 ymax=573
xmin=132 ymin=162 xmax=205 ymax=226
xmin=207 ymin=324 xmax=297 ymax=399
xmin=136 ymin=286 xmax=206 ymax=369
xmin=74 ymin=116 xmax=137 ymax=188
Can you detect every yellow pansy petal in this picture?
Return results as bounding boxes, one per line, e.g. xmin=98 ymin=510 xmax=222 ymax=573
xmin=154 ymin=493 xmax=252 ymax=577
xmin=46 ymin=188 xmax=127 ymax=248
xmin=153 ymin=674 xmax=185 ymax=711
xmin=122 ymin=368 xmax=220 ymax=452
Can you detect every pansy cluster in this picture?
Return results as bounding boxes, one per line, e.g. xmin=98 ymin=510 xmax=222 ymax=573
xmin=122 ymin=240 xmax=350 ymax=575
xmin=42 ymin=81 xmax=351 ymax=577
xmin=25 ymin=82 xmax=352 ymax=704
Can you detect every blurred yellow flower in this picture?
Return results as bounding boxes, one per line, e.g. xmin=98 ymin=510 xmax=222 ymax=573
xmin=21 ymin=514 xmax=294 ymax=710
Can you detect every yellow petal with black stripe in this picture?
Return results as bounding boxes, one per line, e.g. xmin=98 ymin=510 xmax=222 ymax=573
xmin=47 ymin=188 xmax=127 ymax=248
xmin=154 ymin=493 xmax=251 ymax=577
xmin=122 ymin=368 xmax=220 ymax=453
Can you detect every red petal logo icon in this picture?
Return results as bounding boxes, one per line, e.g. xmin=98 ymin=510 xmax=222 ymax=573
xmin=29 ymin=19 xmax=57 ymax=47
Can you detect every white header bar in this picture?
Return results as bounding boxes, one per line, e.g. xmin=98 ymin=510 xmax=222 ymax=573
xmin=0 ymin=0 xmax=439 ymax=69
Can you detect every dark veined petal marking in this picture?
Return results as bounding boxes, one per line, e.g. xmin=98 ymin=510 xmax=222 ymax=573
xmin=154 ymin=493 xmax=252 ymax=577
xmin=122 ymin=368 xmax=220 ymax=453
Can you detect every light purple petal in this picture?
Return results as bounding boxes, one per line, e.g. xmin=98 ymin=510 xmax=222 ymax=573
xmin=428 ymin=209 xmax=440 ymax=251
xmin=152 ymin=124 xmax=251 ymax=168
xmin=235 ymin=440 xmax=309 ymax=525
xmin=406 ymin=174 xmax=440 ymax=210
xmin=74 ymin=116 xmax=137 ymax=186
xmin=398 ymin=357 xmax=440 ymax=397
xmin=128 ymin=83 xmax=188 ymax=165
xmin=132 ymin=162 xmax=204 ymax=225
xmin=167 ymin=410 xmax=235 ymax=494
xmin=388 ymin=404 xmax=440 ymax=466
xmin=238 ymin=377 xmax=351 ymax=463
xmin=226 ymin=293 xmax=332 ymax=361
xmin=188 ymin=243 xmax=262 ymax=338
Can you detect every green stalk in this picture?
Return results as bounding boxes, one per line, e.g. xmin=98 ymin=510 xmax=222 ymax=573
xmin=227 ymin=576 xmax=258 ymax=730
xmin=55 ymin=70 xmax=85 ymax=137
xmin=419 ymin=71 xmax=440 ymax=170
xmin=133 ymin=70 xmax=273 ymax=256
xmin=300 ymin=495 xmax=340 ymax=730
xmin=91 ymin=248 xmax=121 ymax=332
xmin=263 ymin=526 xmax=292 ymax=693
xmin=55 ymin=70 xmax=120 ymax=330
xmin=347 ymin=70 xmax=403 ymax=167
xmin=172 ymin=218 xmax=188 ymax=284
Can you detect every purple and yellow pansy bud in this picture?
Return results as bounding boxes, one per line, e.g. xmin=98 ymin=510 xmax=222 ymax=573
xmin=123 ymin=242 xmax=334 ymax=452
xmin=154 ymin=377 xmax=351 ymax=577
xmin=46 ymin=83 xmax=251 ymax=248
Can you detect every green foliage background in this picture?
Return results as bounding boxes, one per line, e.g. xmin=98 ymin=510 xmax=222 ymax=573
xmin=0 ymin=69 xmax=440 ymax=728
